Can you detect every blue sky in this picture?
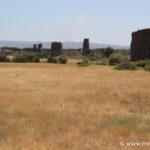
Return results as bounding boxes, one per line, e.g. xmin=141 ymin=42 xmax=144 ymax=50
xmin=0 ymin=0 xmax=150 ymax=45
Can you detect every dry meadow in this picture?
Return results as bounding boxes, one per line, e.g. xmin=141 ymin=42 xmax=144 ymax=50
xmin=0 ymin=62 xmax=150 ymax=150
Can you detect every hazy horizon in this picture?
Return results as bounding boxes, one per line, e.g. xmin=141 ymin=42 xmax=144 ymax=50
xmin=0 ymin=40 xmax=129 ymax=46
xmin=0 ymin=0 xmax=150 ymax=46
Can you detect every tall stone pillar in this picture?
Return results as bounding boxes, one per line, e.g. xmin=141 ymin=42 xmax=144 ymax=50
xmin=83 ymin=38 xmax=90 ymax=55
xmin=51 ymin=42 xmax=63 ymax=56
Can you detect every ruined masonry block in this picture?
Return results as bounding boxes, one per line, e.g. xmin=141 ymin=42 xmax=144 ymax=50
xmin=51 ymin=42 xmax=63 ymax=56
xmin=131 ymin=29 xmax=150 ymax=61
xmin=38 ymin=44 xmax=42 ymax=50
xmin=83 ymin=38 xmax=90 ymax=55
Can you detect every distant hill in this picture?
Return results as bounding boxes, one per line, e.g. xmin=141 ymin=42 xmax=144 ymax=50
xmin=0 ymin=41 xmax=129 ymax=49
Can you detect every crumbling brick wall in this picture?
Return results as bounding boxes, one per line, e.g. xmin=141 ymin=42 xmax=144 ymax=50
xmin=131 ymin=29 xmax=150 ymax=61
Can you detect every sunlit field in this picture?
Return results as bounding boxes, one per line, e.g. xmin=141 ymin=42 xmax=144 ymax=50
xmin=0 ymin=62 xmax=150 ymax=150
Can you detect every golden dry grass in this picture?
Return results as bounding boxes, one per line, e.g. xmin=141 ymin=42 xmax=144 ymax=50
xmin=0 ymin=63 xmax=150 ymax=150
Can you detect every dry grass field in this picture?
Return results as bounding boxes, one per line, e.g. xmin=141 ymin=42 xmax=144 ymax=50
xmin=0 ymin=62 xmax=150 ymax=150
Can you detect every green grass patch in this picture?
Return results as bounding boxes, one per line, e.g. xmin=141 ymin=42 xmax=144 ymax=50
xmin=100 ymin=116 xmax=138 ymax=129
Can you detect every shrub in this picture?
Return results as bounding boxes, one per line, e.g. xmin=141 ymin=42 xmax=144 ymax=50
xmin=81 ymin=55 xmax=89 ymax=61
xmin=96 ymin=58 xmax=108 ymax=65
xmin=78 ymin=60 xmax=90 ymax=67
xmin=88 ymin=52 xmax=102 ymax=61
xmin=135 ymin=60 xmax=150 ymax=67
xmin=109 ymin=53 xmax=124 ymax=66
xmin=115 ymin=61 xmax=137 ymax=70
xmin=31 ymin=55 xmax=40 ymax=63
xmin=14 ymin=54 xmax=40 ymax=63
xmin=58 ymin=55 xmax=68 ymax=64
xmin=0 ymin=55 xmax=10 ymax=62
xmin=144 ymin=64 xmax=150 ymax=71
xmin=47 ymin=56 xmax=58 ymax=63
xmin=104 ymin=47 xmax=114 ymax=57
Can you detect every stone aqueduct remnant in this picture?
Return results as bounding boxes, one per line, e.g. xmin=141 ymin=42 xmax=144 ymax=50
xmin=51 ymin=42 xmax=63 ymax=56
xmin=131 ymin=29 xmax=150 ymax=61
xmin=38 ymin=43 xmax=42 ymax=50
xmin=32 ymin=38 xmax=90 ymax=56
xmin=83 ymin=38 xmax=90 ymax=55
xmin=33 ymin=44 xmax=37 ymax=50
xmin=33 ymin=43 xmax=42 ymax=52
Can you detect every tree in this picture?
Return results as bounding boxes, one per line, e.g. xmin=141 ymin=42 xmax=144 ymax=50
xmin=104 ymin=47 xmax=114 ymax=57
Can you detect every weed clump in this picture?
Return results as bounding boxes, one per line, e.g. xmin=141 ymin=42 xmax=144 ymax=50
xmin=47 ymin=56 xmax=58 ymax=63
xmin=144 ymin=64 xmax=150 ymax=71
xmin=109 ymin=53 xmax=124 ymax=66
xmin=78 ymin=61 xmax=90 ymax=67
xmin=14 ymin=54 xmax=40 ymax=63
xmin=115 ymin=61 xmax=137 ymax=70
xmin=135 ymin=59 xmax=150 ymax=67
xmin=96 ymin=58 xmax=108 ymax=65
xmin=58 ymin=55 xmax=68 ymax=64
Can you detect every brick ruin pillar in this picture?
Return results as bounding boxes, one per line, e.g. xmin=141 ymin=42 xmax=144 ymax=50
xmin=83 ymin=38 xmax=90 ymax=55
xmin=33 ymin=44 xmax=37 ymax=52
xmin=33 ymin=43 xmax=42 ymax=53
xmin=131 ymin=29 xmax=150 ymax=61
xmin=38 ymin=43 xmax=42 ymax=51
xmin=51 ymin=42 xmax=63 ymax=56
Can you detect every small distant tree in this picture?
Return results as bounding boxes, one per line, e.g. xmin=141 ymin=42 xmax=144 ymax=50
xmin=104 ymin=47 xmax=114 ymax=57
